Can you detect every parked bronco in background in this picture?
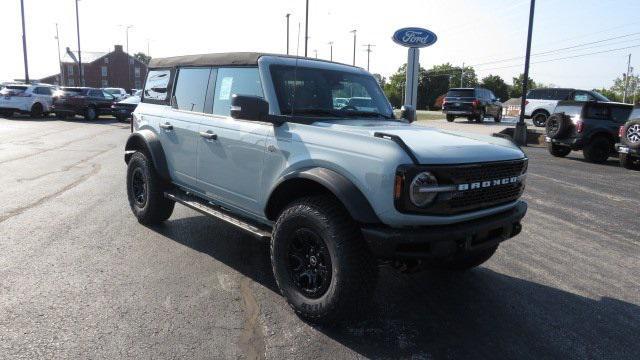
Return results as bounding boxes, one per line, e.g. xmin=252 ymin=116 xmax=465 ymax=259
xmin=125 ymin=52 xmax=528 ymax=322
xmin=616 ymin=105 xmax=640 ymax=170
xmin=442 ymin=87 xmax=503 ymax=123
xmin=545 ymin=100 xmax=632 ymax=163
xmin=525 ymin=88 xmax=610 ymax=127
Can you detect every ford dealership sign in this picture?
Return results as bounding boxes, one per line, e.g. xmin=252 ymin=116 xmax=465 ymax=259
xmin=392 ymin=27 xmax=437 ymax=48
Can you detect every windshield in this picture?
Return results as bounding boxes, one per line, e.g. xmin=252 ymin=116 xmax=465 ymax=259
xmin=590 ymin=91 xmax=610 ymax=102
xmin=270 ymin=65 xmax=393 ymax=119
xmin=104 ymin=89 xmax=119 ymax=94
xmin=0 ymin=85 xmax=27 ymax=95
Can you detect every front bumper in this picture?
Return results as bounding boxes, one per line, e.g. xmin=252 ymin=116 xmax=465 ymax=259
xmin=616 ymin=143 xmax=639 ymax=156
xmin=361 ymin=201 xmax=527 ymax=259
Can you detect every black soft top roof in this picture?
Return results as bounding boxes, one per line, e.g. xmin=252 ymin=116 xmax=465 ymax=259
xmin=148 ymin=52 xmax=355 ymax=69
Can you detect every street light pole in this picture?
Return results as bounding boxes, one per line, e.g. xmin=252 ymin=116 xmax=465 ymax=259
xmin=350 ymin=30 xmax=357 ymax=66
xmin=363 ymin=44 xmax=375 ymax=72
xmin=286 ymin=13 xmax=291 ymax=55
xmin=515 ymin=0 xmax=536 ymax=146
xmin=20 ymin=0 xmax=29 ymax=83
xmin=304 ymin=0 xmax=309 ymax=57
xmin=623 ymin=54 xmax=631 ymax=103
xmin=55 ymin=23 xmax=63 ymax=85
xmin=124 ymin=25 xmax=133 ymax=54
xmin=75 ymin=0 xmax=83 ymax=86
xmin=328 ymin=41 xmax=333 ymax=61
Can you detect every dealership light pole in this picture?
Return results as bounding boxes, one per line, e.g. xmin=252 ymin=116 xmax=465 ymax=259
xmin=75 ymin=0 xmax=83 ymax=86
xmin=285 ymin=13 xmax=291 ymax=55
xmin=350 ymin=29 xmax=357 ymax=66
xmin=20 ymin=0 xmax=29 ymax=83
xmin=515 ymin=0 xmax=536 ymax=146
xmin=327 ymin=41 xmax=333 ymax=61
xmin=623 ymin=54 xmax=632 ymax=103
xmin=304 ymin=0 xmax=309 ymax=57
xmin=363 ymin=44 xmax=375 ymax=72
xmin=55 ymin=23 xmax=63 ymax=85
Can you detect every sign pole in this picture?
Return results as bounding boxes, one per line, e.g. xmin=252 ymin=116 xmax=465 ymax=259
xmin=405 ymin=47 xmax=419 ymax=108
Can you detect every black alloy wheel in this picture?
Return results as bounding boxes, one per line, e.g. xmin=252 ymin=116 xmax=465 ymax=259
xmin=533 ymin=112 xmax=548 ymax=127
xmin=130 ymin=167 xmax=147 ymax=208
xmin=287 ymin=228 xmax=332 ymax=299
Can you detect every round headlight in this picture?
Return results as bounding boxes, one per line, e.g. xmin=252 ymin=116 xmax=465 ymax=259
xmin=409 ymin=171 xmax=438 ymax=207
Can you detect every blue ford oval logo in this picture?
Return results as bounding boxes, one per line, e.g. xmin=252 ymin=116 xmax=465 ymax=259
xmin=392 ymin=27 xmax=437 ymax=48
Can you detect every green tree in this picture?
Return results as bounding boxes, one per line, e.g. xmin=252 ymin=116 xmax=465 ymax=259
xmin=510 ymin=73 xmax=536 ymax=98
xmin=594 ymin=88 xmax=621 ymax=102
xmin=372 ymin=73 xmax=386 ymax=88
xmin=133 ymin=52 xmax=151 ymax=65
xmin=480 ymin=74 xmax=510 ymax=101
xmin=609 ymin=74 xmax=640 ymax=103
xmin=383 ymin=64 xmax=427 ymax=109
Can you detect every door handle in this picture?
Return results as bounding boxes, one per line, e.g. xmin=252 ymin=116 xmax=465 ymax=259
xmin=159 ymin=122 xmax=173 ymax=130
xmin=199 ymin=131 xmax=217 ymax=140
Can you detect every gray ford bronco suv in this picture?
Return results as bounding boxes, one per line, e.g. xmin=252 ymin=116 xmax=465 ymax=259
xmin=125 ymin=53 xmax=528 ymax=322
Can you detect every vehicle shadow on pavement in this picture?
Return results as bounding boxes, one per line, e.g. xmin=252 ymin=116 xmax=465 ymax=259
xmin=151 ymin=215 xmax=640 ymax=360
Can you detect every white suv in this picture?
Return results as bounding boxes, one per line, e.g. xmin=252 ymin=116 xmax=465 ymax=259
xmin=103 ymin=88 xmax=129 ymax=100
xmin=525 ymin=88 xmax=610 ymax=127
xmin=0 ymin=84 xmax=55 ymax=118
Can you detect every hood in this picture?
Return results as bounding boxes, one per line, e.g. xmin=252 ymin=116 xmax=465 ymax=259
xmin=118 ymin=96 xmax=140 ymax=105
xmin=310 ymin=120 xmax=525 ymax=164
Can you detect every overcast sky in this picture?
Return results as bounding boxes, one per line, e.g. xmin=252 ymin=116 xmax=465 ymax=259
xmin=1 ymin=0 xmax=639 ymax=90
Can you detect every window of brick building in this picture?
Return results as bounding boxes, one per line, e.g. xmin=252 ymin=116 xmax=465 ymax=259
xmin=101 ymin=66 xmax=108 ymax=77
xmin=135 ymin=67 xmax=140 ymax=77
xmin=67 ymin=64 xmax=74 ymax=75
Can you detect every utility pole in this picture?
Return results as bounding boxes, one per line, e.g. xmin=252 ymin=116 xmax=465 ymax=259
xmin=304 ymin=0 xmax=309 ymax=57
xmin=460 ymin=62 xmax=465 ymax=87
xmin=123 ymin=25 xmax=133 ymax=54
xmin=75 ymin=0 xmax=83 ymax=86
xmin=285 ymin=13 xmax=291 ymax=55
xmin=20 ymin=0 xmax=29 ymax=83
xmin=327 ymin=41 xmax=333 ymax=61
xmin=55 ymin=23 xmax=63 ymax=85
xmin=362 ymin=44 xmax=375 ymax=72
xmin=623 ymin=54 xmax=632 ymax=103
xmin=515 ymin=0 xmax=536 ymax=146
xmin=313 ymin=49 xmax=318 ymax=58
xmin=350 ymin=29 xmax=357 ymax=66
xmin=146 ymin=38 xmax=150 ymax=56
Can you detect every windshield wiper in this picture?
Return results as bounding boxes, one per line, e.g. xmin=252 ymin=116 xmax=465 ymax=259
xmin=342 ymin=111 xmax=395 ymax=120
xmin=288 ymin=108 xmax=343 ymax=117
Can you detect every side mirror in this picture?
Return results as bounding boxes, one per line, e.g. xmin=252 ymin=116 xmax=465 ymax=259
xmin=400 ymin=105 xmax=416 ymax=123
xmin=230 ymin=94 xmax=269 ymax=122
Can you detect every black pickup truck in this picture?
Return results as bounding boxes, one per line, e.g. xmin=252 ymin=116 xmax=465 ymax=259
xmin=545 ymin=100 xmax=633 ymax=163
xmin=442 ymin=87 xmax=503 ymax=123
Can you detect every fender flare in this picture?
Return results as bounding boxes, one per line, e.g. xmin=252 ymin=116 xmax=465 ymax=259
xmin=266 ymin=167 xmax=380 ymax=224
xmin=124 ymin=129 xmax=170 ymax=181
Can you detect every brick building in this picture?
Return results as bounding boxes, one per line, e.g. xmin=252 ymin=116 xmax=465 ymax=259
xmin=40 ymin=45 xmax=147 ymax=91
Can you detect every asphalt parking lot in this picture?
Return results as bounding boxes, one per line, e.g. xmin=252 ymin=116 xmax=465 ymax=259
xmin=1 ymin=116 xmax=639 ymax=359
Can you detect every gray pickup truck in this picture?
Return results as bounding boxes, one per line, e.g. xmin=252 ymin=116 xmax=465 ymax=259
xmin=125 ymin=52 xmax=528 ymax=322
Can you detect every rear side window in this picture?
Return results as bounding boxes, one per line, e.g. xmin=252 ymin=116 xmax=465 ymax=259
xmin=629 ymin=107 xmax=640 ymax=120
xmin=610 ymin=106 xmax=632 ymax=123
xmin=143 ymin=70 xmax=171 ymax=102
xmin=212 ymin=67 xmax=263 ymax=116
xmin=173 ymin=67 xmax=212 ymax=112
xmin=555 ymin=103 xmax=583 ymax=117
xmin=584 ymin=103 xmax=610 ymax=120
xmin=572 ymin=91 xmax=594 ymax=102
xmin=446 ymin=89 xmax=474 ymax=97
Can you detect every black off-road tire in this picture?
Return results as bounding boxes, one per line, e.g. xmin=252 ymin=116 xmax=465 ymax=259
xmin=467 ymin=116 xmax=474 ymax=122
xmin=532 ymin=111 xmax=549 ymax=127
xmin=547 ymin=143 xmax=571 ymax=157
xmin=84 ymin=106 xmax=97 ymax=121
xmin=620 ymin=153 xmax=640 ymax=170
xmin=621 ymin=120 xmax=640 ymax=150
xmin=583 ymin=136 xmax=611 ymax=164
xmin=494 ymin=109 xmax=502 ymax=122
xmin=56 ymin=113 xmax=69 ymax=120
xmin=476 ymin=109 xmax=485 ymax=123
xmin=1 ymin=110 xmax=13 ymax=118
xmin=545 ymin=113 xmax=570 ymax=139
xmin=439 ymin=245 xmax=499 ymax=271
xmin=116 ymin=114 xmax=129 ymax=122
xmin=126 ymin=152 xmax=175 ymax=225
xmin=446 ymin=114 xmax=455 ymax=122
xmin=30 ymin=103 xmax=43 ymax=118
xmin=271 ymin=195 xmax=377 ymax=324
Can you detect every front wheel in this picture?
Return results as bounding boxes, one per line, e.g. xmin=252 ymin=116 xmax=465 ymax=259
xmin=476 ymin=109 xmax=485 ymax=123
xmin=446 ymin=114 xmax=455 ymax=122
xmin=438 ymin=245 xmax=499 ymax=271
xmin=84 ymin=106 xmax=97 ymax=121
xmin=126 ymin=152 xmax=175 ymax=225
xmin=30 ymin=103 xmax=43 ymax=118
xmin=494 ymin=109 xmax=502 ymax=122
xmin=116 ymin=114 xmax=129 ymax=122
xmin=271 ymin=196 xmax=377 ymax=323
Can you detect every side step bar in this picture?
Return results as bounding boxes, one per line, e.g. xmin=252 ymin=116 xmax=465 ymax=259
xmin=164 ymin=190 xmax=272 ymax=240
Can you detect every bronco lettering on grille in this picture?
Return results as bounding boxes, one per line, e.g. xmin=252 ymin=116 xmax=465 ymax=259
xmin=457 ymin=176 xmax=519 ymax=191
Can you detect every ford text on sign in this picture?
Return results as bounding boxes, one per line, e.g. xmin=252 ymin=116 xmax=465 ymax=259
xmin=392 ymin=27 xmax=437 ymax=48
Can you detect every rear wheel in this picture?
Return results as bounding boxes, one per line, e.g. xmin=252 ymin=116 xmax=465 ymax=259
xmin=532 ymin=111 xmax=549 ymax=127
xmin=583 ymin=136 xmax=611 ymax=164
xmin=84 ymin=106 xmax=97 ymax=121
xmin=30 ymin=103 xmax=43 ymax=118
xmin=620 ymin=153 xmax=640 ymax=170
xmin=446 ymin=114 xmax=455 ymax=122
xmin=547 ymin=143 xmax=571 ymax=157
xmin=439 ymin=245 xmax=499 ymax=271
xmin=271 ymin=196 xmax=377 ymax=323
xmin=126 ymin=152 xmax=175 ymax=225
xmin=494 ymin=109 xmax=502 ymax=122
xmin=116 ymin=114 xmax=129 ymax=122
xmin=476 ymin=109 xmax=485 ymax=123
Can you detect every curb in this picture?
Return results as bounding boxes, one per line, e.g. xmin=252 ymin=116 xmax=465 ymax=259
xmin=494 ymin=127 xmax=546 ymax=147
